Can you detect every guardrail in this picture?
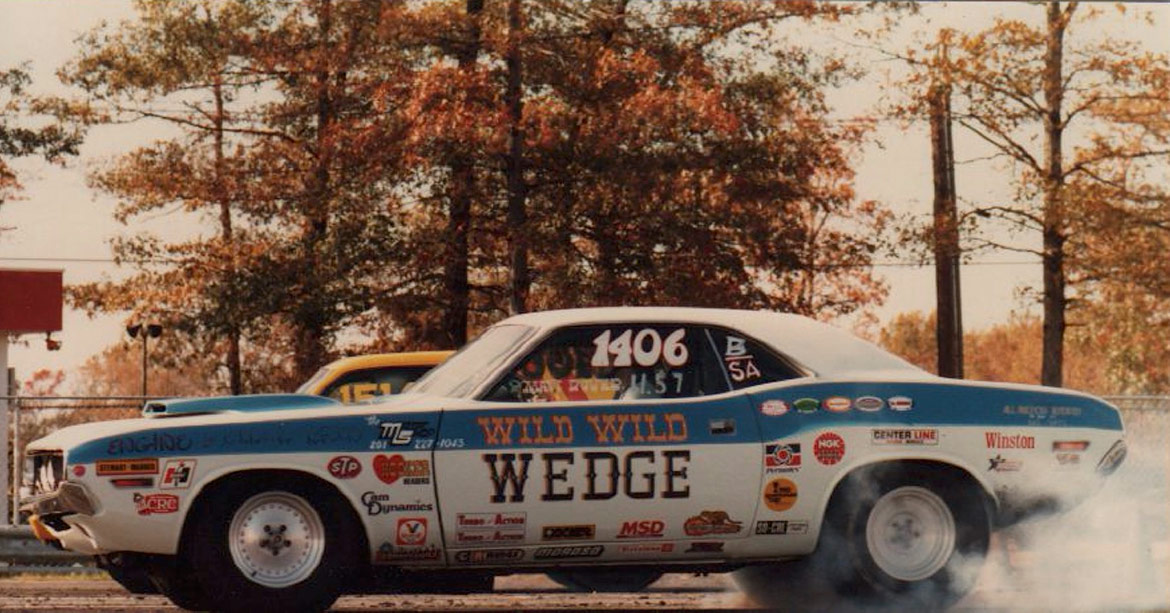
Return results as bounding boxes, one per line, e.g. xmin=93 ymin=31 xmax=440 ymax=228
xmin=0 ymin=526 xmax=94 ymax=574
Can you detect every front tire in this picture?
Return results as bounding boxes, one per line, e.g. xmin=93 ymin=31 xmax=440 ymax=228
xmin=735 ymin=464 xmax=990 ymax=611
xmin=178 ymin=475 xmax=359 ymax=613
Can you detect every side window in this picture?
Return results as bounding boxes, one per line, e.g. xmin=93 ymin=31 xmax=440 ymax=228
xmin=321 ymin=366 xmax=434 ymax=403
xmin=706 ymin=328 xmax=803 ymax=390
xmin=484 ymin=325 xmax=728 ymax=403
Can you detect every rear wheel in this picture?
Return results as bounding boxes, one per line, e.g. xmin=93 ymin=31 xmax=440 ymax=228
xmin=547 ymin=569 xmax=663 ymax=592
xmin=172 ymin=475 xmax=359 ymax=613
xmin=735 ymin=464 xmax=990 ymax=611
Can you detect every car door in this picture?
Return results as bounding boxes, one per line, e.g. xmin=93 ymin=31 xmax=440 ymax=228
xmin=432 ymin=323 xmax=763 ymax=566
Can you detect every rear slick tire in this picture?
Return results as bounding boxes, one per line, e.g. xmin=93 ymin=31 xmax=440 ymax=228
xmin=735 ymin=464 xmax=990 ymax=611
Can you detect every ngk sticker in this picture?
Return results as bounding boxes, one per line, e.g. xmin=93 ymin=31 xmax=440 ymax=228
xmin=814 ymin=432 xmax=845 ymax=465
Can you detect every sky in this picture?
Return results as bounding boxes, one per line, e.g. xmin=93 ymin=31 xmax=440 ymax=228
xmin=1 ymin=1 xmax=1167 ymax=391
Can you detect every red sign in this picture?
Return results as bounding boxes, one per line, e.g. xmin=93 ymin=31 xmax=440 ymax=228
xmin=617 ymin=520 xmax=665 ymax=539
xmin=373 ymin=454 xmax=430 ymax=484
xmin=327 ymin=456 xmax=362 ymax=479
xmin=0 ymin=269 xmax=62 ymax=332
xmin=396 ymin=517 xmax=428 ymax=546
xmin=814 ymin=432 xmax=845 ymax=465
xmin=133 ymin=493 xmax=179 ymax=516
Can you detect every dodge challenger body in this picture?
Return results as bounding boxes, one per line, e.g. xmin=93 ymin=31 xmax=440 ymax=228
xmin=22 ymin=307 xmax=1126 ymax=611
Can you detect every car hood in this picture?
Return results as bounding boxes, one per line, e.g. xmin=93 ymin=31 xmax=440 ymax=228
xmin=141 ymin=394 xmax=340 ymax=417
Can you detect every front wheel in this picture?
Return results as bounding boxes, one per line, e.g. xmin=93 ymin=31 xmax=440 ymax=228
xmin=547 ymin=569 xmax=663 ymax=592
xmin=175 ymin=475 xmax=359 ymax=613
xmin=735 ymin=464 xmax=990 ymax=611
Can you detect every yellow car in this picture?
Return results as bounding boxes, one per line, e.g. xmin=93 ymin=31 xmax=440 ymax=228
xmin=295 ymin=351 xmax=453 ymax=403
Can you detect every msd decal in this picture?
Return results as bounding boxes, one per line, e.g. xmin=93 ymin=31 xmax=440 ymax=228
xmin=396 ymin=518 xmax=428 ymax=546
xmin=813 ymin=432 xmax=845 ymax=465
xmin=133 ymin=493 xmax=179 ymax=516
xmin=617 ymin=520 xmax=666 ymax=539
xmin=159 ymin=459 xmax=196 ymax=489
xmin=327 ymin=455 xmax=361 ymax=480
xmin=985 ymin=432 xmax=1036 ymax=449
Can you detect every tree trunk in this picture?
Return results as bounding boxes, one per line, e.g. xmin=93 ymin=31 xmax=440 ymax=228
xmin=213 ymin=78 xmax=243 ymax=395
xmin=1041 ymin=1 xmax=1070 ymax=387
xmin=505 ymin=0 xmax=529 ymax=315
xmin=441 ymin=0 xmax=484 ymax=347
xmin=929 ymin=55 xmax=963 ymax=379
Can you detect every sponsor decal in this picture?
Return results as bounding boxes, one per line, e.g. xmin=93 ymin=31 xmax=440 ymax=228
xmin=683 ymin=511 xmax=743 ymax=537
xmin=708 ymin=418 xmax=736 ymax=435
xmin=534 ymin=545 xmax=604 ymax=560
xmin=888 ymin=396 xmax=913 ymax=411
xmin=456 ymin=512 xmax=526 ymax=545
xmin=477 ymin=412 xmax=687 ymax=446
xmin=764 ymin=443 xmax=801 ymax=473
xmin=813 ymin=432 xmax=845 ymax=465
xmin=72 ymin=465 xmax=86 ymax=478
xmin=794 ymin=398 xmax=819 ymax=413
xmin=373 ymin=454 xmax=431 ymax=485
xmin=396 ymin=518 xmax=428 ymax=546
xmin=762 ymin=478 xmax=798 ymax=512
xmin=618 ymin=542 xmax=675 ymax=554
xmin=372 ymin=421 xmax=431 ymax=448
xmin=360 ymin=492 xmax=434 ymax=516
xmin=759 ymin=400 xmax=789 ymax=417
xmin=541 ymin=524 xmax=595 ymax=541
xmin=1002 ymin=405 xmax=1082 ymax=424
xmin=375 ymin=542 xmax=441 ymax=562
xmin=855 ymin=396 xmax=884 ymax=412
xmin=105 ymin=433 xmax=191 ymax=456
xmin=327 ymin=455 xmax=362 ymax=480
xmin=822 ymin=396 xmax=852 ymax=413
xmin=454 ymin=548 xmax=524 ymax=564
xmin=1053 ymin=440 xmax=1090 ymax=452
xmin=96 ymin=458 xmax=158 ymax=476
xmin=871 ymin=428 xmax=938 ymax=446
xmin=985 ymin=432 xmax=1036 ymax=449
xmin=482 ymin=450 xmax=690 ymax=503
xmin=755 ymin=520 xmax=809 ymax=536
xmin=159 ymin=459 xmax=196 ymax=489
xmin=988 ymin=455 xmax=1022 ymax=472
xmin=617 ymin=520 xmax=666 ymax=539
xmin=133 ymin=493 xmax=179 ymax=515
xmin=1055 ymin=453 xmax=1080 ymax=466
xmin=685 ymin=542 xmax=724 ymax=554
xmin=110 ymin=477 xmax=153 ymax=488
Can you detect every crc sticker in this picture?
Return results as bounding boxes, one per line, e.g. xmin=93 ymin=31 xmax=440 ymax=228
xmin=871 ymin=428 xmax=938 ymax=446
xmin=762 ymin=478 xmax=798 ymax=512
xmin=327 ymin=455 xmax=362 ymax=480
xmin=541 ymin=525 xmax=595 ymax=541
xmin=396 ymin=517 xmax=428 ymax=546
xmin=759 ymin=400 xmax=789 ymax=417
xmin=822 ymin=396 xmax=851 ymax=413
xmin=373 ymin=454 xmax=431 ymax=485
xmin=888 ymin=396 xmax=913 ymax=411
xmin=454 ymin=548 xmax=524 ymax=564
xmin=683 ymin=511 xmax=743 ymax=537
xmin=764 ymin=443 xmax=801 ymax=473
xmin=617 ymin=519 xmax=665 ymax=539
xmin=96 ymin=459 xmax=158 ymax=476
xmin=814 ymin=432 xmax=845 ymax=465
xmin=534 ymin=545 xmax=604 ymax=560
xmin=755 ymin=520 xmax=809 ymax=535
xmin=794 ymin=398 xmax=819 ymax=413
xmin=855 ymin=396 xmax=884 ymax=412
xmin=133 ymin=493 xmax=179 ymax=516
xmin=159 ymin=459 xmax=196 ymax=489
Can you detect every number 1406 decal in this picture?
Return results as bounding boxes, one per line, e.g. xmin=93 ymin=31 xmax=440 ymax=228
xmin=591 ymin=328 xmax=688 ymax=368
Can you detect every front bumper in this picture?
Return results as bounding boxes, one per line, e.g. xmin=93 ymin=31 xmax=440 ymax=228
xmin=20 ymin=482 xmax=100 ymax=518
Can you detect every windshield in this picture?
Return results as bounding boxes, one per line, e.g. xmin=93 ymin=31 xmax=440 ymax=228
xmin=407 ymin=324 xmax=536 ymax=398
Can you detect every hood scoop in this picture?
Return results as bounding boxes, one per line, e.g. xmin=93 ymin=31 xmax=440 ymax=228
xmin=143 ymin=394 xmax=340 ymax=417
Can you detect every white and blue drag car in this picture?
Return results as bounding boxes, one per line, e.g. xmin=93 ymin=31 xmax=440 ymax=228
xmin=23 ymin=307 xmax=1126 ymax=611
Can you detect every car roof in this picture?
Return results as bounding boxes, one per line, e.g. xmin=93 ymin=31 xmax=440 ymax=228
xmin=497 ymin=307 xmax=927 ymax=379
xmin=323 ymin=350 xmax=453 ymax=371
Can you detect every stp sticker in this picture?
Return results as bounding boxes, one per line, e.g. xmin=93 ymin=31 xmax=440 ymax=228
xmin=396 ymin=517 xmax=428 ymax=546
xmin=327 ymin=456 xmax=362 ymax=479
xmin=759 ymin=400 xmax=789 ymax=417
xmin=814 ymin=432 xmax=845 ymax=465
xmin=159 ymin=459 xmax=196 ymax=489
xmin=762 ymin=478 xmax=798 ymax=512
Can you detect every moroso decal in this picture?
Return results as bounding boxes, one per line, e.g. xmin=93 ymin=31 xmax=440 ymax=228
xmin=534 ymin=545 xmax=604 ymax=560
xmin=455 ymin=549 xmax=524 ymax=564
xmin=871 ymin=428 xmax=938 ymax=446
xmin=133 ymin=493 xmax=178 ymax=515
xmin=759 ymin=400 xmax=789 ymax=416
xmin=764 ymin=443 xmax=801 ymax=473
xmin=327 ymin=455 xmax=361 ymax=479
xmin=813 ymin=432 xmax=845 ymax=465
xmin=373 ymin=454 xmax=430 ymax=485
xmin=822 ymin=396 xmax=852 ymax=413
xmin=159 ymin=459 xmax=196 ymax=489
xmin=482 ymin=450 xmax=690 ymax=503
xmin=541 ymin=524 xmax=595 ymax=541
xmin=985 ymin=432 xmax=1036 ymax=449
xmin=762 ymin=478 xmax=798 ymax=512
xmin=855 ymin=396 xmax=884 ymax=412
xmin=683 ymin=511 xmax=743 ymax=537
xmin=96 ymin=459 xmax=158 ymax=476
xmin=617 ymin=520 xmax=665 ymax=539
xmin=396 ymin=518 xmax=428 ymax=546
xmin=794 ymin=398 xmax=819 ymax=413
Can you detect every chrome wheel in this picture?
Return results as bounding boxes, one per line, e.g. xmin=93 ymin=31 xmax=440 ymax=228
xmin=865 ymin=486 xmax=956 ymax=582
xmin=228 ymin=491 xmax=325 ymax=588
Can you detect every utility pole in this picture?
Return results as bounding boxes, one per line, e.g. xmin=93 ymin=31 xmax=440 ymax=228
xmin=930 ymin=41 xmax=963 ymax=378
